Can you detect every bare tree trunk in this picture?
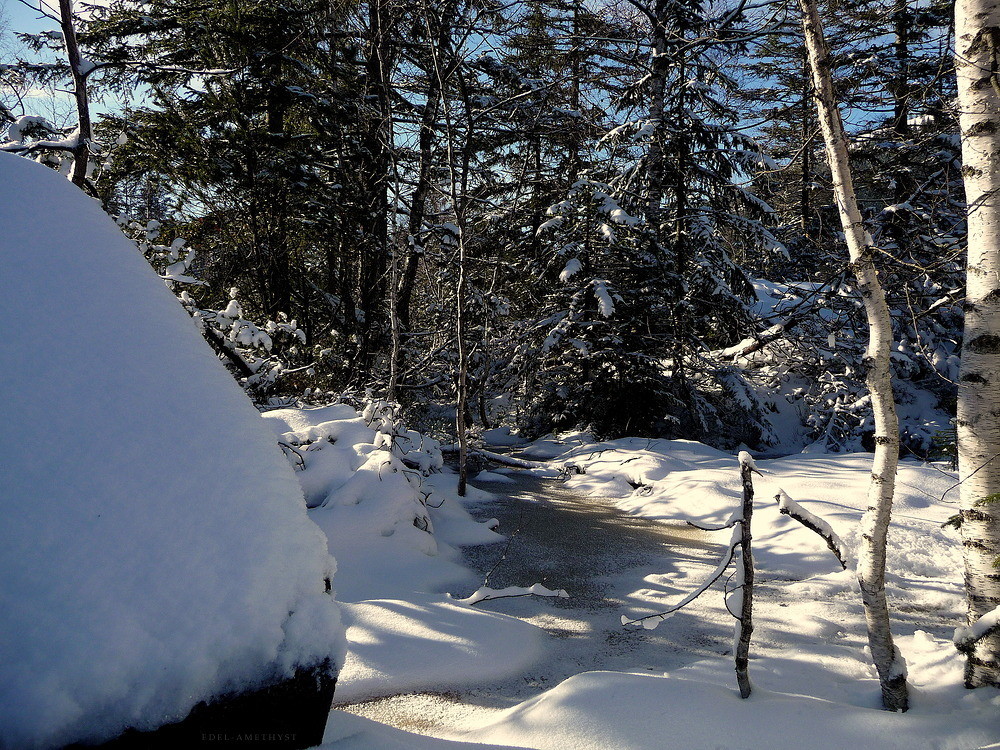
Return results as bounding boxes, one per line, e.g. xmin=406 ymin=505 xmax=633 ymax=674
xmin=735 ymin=456 xmax=756 ymax=699
xmin=890 ymin=0 xmax=912 ymax=138
xmin=645 ymin=1 xmax=668 ymax=236
xmin=58 ymin=0 xmax=91 ymax=190
xmin=800 ymin=47 xmax=812 ymax=238
xmin=954 ymin=0 xmax=1000 ymax=689
xmin=397 ymin=79 xmax=440 ymax=332
xmin=800 ymin=0 xmax=909 ymax=712
xmin=455 ymin=229 xmax=470 ymax=497
xmin=399 ymin=1 xmax=457 ymax=331
xmin=358 ymin=0 xmax=394 ymax=374
xmin=426 ymin=9 xmax=472 ymax=497
xmin=388 ymin=241 xmax=401 ymax=402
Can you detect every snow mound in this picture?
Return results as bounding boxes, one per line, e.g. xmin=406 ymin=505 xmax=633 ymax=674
xmin=262 ymin=405 xmax=495 ymax=602
xmin=321 ymin=711 xmax=520 ymax=750
xmin=455 ymin=666 xmax=998 ymax=750
xmin=0 ymin=153 xmax=344 ymax=749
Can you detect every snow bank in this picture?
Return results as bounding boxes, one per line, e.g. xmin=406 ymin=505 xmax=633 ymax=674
xmin=262 ymin=405 xmax=495 ymax=602
xmin=334 ymin=597 xmax=548 ymax=703
xmin=262 ymin=405 xmax=550 ymax=705
xmin=0 ymin=153 xmax=343 ymax=749
xmin=455 ymin=662 xmax=998 ymax=750
xmin=320 ymin=711 xmax=518 ymax=750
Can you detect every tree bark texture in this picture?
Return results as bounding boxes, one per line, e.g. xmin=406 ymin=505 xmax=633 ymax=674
xmin=800 ymin=0 xmax=909 ymax=711
xmin=955 ymin=0 xmax=1000 ymax=688
xmin=735 ymin=459 xmax=755 ymax=699
xmin=58 ymin=0 xmax=92 ymax=190
xmin=645 ymin=1 xmax=669 ymax=236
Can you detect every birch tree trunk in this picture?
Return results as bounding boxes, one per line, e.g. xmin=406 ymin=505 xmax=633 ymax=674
xmin=799 ymin=0 xmax=909 ymax=711
xmin=954 ymin=0 xmax=1000 ymax=689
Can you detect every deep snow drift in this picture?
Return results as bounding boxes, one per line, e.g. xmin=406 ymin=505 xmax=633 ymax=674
xmin=0 ymin=153 xmax=343 ymax=749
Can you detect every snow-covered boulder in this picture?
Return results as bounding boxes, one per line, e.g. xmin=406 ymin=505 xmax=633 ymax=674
xmin=0 ymin=153 xmax=344 ymax=749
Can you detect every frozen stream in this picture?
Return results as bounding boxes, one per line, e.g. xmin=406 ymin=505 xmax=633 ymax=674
xmin=333 ymin=468 xmax=730 ymax=736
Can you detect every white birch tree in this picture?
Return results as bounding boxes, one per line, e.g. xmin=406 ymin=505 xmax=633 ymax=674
xmin=954 ymin=0 xmax=1000 ymax=689
xmin=799 ymin=0 xmax=909 ymax=711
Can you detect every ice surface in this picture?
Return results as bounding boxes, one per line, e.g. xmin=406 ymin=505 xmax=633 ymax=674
xmin=0 ymin=153 xmax=343 ymax=749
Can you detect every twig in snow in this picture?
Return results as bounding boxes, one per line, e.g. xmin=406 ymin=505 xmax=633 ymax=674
xmin=482 ymin=504 xmax=524 ymax=588
xmin=687 ymin=517 xmax=740 ymax=531
xmin=774 ymin=489 xmax=849 ymax=569
xmin=456 ymin=583 xmax=570 ymax=606
xmin=278 ymin=441 xmax=306 ymax=470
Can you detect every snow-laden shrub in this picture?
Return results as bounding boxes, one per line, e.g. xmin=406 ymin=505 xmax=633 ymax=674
xmin=264 ymin=401 xmax=443 ymax=536
xmin=121 ymin=216 xmax=317 ymax=402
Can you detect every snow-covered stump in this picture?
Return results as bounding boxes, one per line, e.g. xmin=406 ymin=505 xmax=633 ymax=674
xmin=735 ymin=453 xmax=756 ymax=699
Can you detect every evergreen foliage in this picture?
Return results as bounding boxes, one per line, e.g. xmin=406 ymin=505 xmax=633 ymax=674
xmin=0 ymin=0 xmax=967 ymax=450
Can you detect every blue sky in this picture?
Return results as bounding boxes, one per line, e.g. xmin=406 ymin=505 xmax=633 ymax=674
xmin=5 ymin=0 xmax=60 ymax=37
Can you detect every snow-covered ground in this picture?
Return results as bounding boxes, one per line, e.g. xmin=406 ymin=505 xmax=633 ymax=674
xmin=259 ymin=406 xmax=551 ymax=706
xmin=2 ymin=151 xmax=994 ymax=749
xmin=310 ymin=428 xmax=1000 ymax=750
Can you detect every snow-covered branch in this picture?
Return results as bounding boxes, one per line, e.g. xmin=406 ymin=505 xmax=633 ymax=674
xmin=774 ymin=490 xmax=849 ymax=569
xmin=455 ymin=584 xmax=570 ymax=606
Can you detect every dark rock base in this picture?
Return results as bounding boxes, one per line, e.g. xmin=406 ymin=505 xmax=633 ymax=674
xmin=67 ymin=661 xmax=336 ymax=750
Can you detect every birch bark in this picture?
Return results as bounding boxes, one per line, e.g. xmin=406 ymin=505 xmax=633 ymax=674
xmin=955 ymin=0 xmax=1000 ymax=689
xmin=799 ymin=0 xmax=909 ymax=711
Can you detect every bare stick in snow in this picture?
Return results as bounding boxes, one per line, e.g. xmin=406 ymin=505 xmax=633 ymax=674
xmin=774 ymin=490 xmax=849 ymax=569
xmin=621 ymin=527 xmax=740 ymax=629
xmin=734 ymin=452 xmax=756 ymax=699
xmin=687 ymin=517 xmax=740 ymax=532
xmin=455 ymin=583 xmax=569 ymax=606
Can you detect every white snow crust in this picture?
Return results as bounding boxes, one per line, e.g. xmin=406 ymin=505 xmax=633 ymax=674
xmin=0 ymin=153 xmax=343 ymax=749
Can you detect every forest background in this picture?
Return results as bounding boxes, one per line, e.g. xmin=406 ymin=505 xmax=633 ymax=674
xmin=0 ymin=0 xmax=965 ymax=461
